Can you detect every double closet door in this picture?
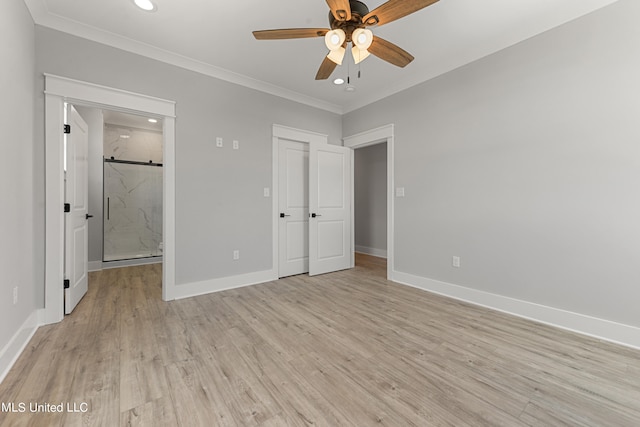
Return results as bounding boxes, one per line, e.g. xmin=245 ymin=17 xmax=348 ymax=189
xmin=278 ymin=139 xmax=353 ymax=277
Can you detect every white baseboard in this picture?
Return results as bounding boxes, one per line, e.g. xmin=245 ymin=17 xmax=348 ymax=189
xmin=0 ymin=309 xmax=42 ymax=384
xmin=172 ymin=269 xmax=278 ymax=301
xmin=392 ymin=271 xmax=640 ymax=351
xmin=355 ymin=245 xmax=387 ymax=259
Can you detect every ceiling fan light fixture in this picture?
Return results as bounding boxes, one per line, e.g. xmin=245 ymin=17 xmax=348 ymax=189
xmin=324 ymin=29 xmax=346 ymax=51
xmin=327 ymin=47 xmax=346 ymax=65
xmin=352 ymin=28 xmax=373 ymax=50
xmin=351 ymin=46 xmax=370 ymax=65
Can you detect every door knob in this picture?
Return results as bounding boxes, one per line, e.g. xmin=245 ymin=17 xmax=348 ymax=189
xmin=310 ymin=213 xmax=322 ymax=218
xmin=280 ymin=213 xmax=291 ymax=218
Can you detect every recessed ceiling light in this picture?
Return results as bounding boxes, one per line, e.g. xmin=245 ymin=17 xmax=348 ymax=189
xmin=333 ymin=78 xmax=345 ymax=85
xmin=133 ymin=0 xmax=157 ymax=12
xmin=345 ymin=85 xmax=356 ymax=92
xmin=148 ymin=118 xmax=158 ymax=123
xmin=120 ymin=135 xmax=131 ymax=139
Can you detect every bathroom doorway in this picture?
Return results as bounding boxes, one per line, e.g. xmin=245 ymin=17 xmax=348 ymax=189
xmin=101 ymin=111 xmax=164 ymax=265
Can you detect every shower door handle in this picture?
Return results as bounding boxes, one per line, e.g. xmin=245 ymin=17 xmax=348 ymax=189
xmin=107 ymin=197 xmax=110 ymax=220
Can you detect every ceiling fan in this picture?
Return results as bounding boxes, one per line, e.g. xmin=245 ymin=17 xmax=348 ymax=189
xmin=253 ymin=0 xmax=439 ymax=80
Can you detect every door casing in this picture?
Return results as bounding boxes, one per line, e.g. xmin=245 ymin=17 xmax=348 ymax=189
xmin=343 ymin=124 xmax=395 ymax=280
xmin=44 ymin=74 xmax=176 ymax=325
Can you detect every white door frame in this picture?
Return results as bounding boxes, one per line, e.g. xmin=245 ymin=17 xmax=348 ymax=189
xmin=343 ymin=124 xmax=395 ymax=280
xmin=44 ymin=74 xmax=177 ymax=325
xmin=271 ymin=124 xmax=328 ymax=277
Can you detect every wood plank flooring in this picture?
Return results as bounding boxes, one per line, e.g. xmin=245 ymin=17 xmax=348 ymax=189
xmin=1 ymin=254 xmax=640 ymax=426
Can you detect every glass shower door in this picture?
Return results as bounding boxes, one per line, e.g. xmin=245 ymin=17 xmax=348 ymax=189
xmin=103 ymin=159 xmax=163 ymax=261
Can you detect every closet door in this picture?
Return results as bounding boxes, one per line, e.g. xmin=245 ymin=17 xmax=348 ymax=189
xmin=308 ymin=142 xmax=353 ymax=276
xmin=278 ymin=140 xmax=310 ymax=277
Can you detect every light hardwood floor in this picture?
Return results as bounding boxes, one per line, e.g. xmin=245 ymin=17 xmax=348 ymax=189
xmin=1 ymin=254 xmax=639 ymax=426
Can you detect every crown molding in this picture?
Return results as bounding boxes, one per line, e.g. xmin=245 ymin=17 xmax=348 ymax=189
xmin=23 ymin=0 xmax=343 ymax=115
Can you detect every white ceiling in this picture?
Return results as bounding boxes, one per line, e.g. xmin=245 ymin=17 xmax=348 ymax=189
xmin=103 ymin=110 xmax=163 ymax=132
xmin=25 ymin=0 xmax=619 ymax=114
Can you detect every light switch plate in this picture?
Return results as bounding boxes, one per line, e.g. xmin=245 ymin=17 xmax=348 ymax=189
xmin=396 ymin=187 xmax=405 ymax=197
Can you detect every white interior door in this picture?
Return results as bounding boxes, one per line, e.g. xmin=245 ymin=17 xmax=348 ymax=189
xmin=278 ymin=140 xmax=310 ymax=277
xmin=64 ymin=105 xmax=89 ymax=314
xmin=309 ymin=142 xmax=352 ymax=276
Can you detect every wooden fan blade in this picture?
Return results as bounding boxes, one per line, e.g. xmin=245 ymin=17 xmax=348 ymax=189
xmin=326 ymin=0 xmax=352 ymax=21
xmin=315 ymin=55 xmax=338 ymax=80
xmin=253 ymin=28 xmax=329 ymax=40
xmin=363 ymin=0 xmax=439 ymax=27
xmin=368 ymin=36 xmax=414 ymax=68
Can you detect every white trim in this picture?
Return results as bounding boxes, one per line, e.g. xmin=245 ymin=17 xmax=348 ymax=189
xmin=44 ymin=74 xmax=177 ymax=325
xmin=172 ymin=270 xmax=276 ymax=301
xmin=0 ymin=310 xmax=42 ymax=384
xmin=272 ymin=124 xmax=328 ymax=145
xmin=24 ymin=1 xmax=342 ymax=115
xmin=355 ymin=246 xmax=388 ymax=259
xmin=272 ymin=124 xmax=329 ymax=278
xmin=45 ymin=74 xmax=175 ymax=117
xmin=343 ymin=124 xmax=395 ymax=148
xmin=393 ymin=271 xmax=640 ymax=351
xmin=344 ymin=124 xmax=395 ymax=280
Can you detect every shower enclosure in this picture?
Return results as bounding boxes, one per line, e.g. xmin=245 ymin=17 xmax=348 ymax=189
xmin=103 ymin=158 xmax=163 ymax=262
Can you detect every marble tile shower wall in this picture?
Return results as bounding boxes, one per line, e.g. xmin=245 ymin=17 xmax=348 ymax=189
xmin=103 ymin=162 xmax=163 ymax=261
xmin=103 ymin=124 xmax=163 ymax=261
xmin=104 ymin=124 xmax=163 ymax=163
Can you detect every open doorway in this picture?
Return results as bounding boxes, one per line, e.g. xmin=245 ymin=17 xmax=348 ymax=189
xmin=344 ymin=124 xmax=395 ymax=280
xmin=62 ymin=106 xmax=166 ymax=313
xmin=354 ymin=142 xmax=387 ymax=259
xmin=44 ymin=74 xmax=176 ymax=325
xmin=100 ymin=110 xmax=164 ymax=267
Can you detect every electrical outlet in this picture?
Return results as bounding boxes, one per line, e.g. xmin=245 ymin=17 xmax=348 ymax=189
xmin=233 ymin=140 xmax=239 ymax=150
xmin=396 ymin=187 xmax=405 ymax=197
xmin=216 ymin=137 xmax=223 ymax=148
xmin=452 ymin=256 xmax=461 ymax=268
xmin=263 ymin=187 xmax=270 ymax=197
xmin=233 ymin=250 xmax=240 ymax=260
xmin=13 ymin=287 xmax=18 ymax=305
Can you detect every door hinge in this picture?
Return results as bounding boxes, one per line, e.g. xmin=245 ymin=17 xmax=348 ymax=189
xmin=63 ymin=279 xmax=70 ymax=289
xmin=63 ymin=124 xmax=71 ymax=134
xmin=64 ymin=203 xmax=71 ymax=213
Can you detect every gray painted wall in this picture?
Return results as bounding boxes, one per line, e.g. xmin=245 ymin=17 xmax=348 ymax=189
xmin=343 ymin=0 xmax=640 ymax=328
xmin=0 ymin=0 xmax=36 ymax=355
xmin=34 ymin=27 xmax=342 ymax=302
xmin=354 ymin=143 xmax=387 ymax=256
